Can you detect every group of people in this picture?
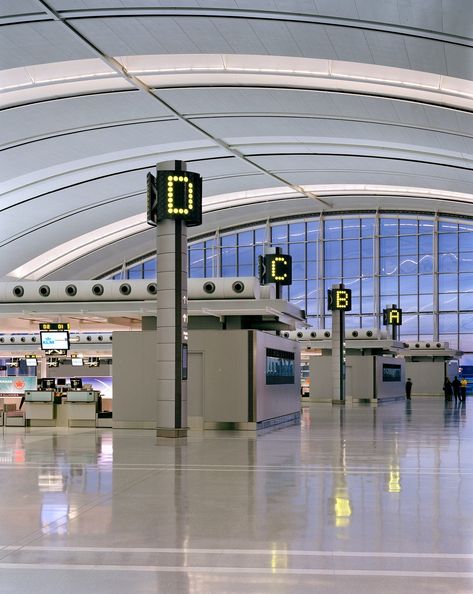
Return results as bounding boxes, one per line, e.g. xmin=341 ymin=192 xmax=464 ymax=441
xmin=443 ymin=376 xmax=468 ymax=402
xmin=405 ymin=376 xmax=468 ymax=401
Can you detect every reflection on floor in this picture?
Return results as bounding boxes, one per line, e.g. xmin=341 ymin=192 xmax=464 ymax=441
xmin=1 ymin=397 xmax=473 ymax=593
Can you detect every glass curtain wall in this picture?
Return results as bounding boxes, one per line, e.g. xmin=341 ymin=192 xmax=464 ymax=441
xmin=106 ymin=213 xmax=473 ymax=354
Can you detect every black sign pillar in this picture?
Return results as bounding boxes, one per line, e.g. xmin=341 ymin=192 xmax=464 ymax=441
xmin=147 ymin=160 xmax=202 ymax=438
xmin=328 ymin=284 xmax=352 ymax=404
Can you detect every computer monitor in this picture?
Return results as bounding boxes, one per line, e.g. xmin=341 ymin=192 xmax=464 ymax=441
xmin=40 ymin=331 xmax=70 ymax=351
xmin=43 ymin=378 xmax=55 ymax=390
xmin=70 ymin=378 xmax=83 ymax=390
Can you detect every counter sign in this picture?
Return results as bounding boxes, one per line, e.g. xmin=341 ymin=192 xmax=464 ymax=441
xmin=147 ymin=169 xmax=202 ymax=226
xmin=266 ymin=254 xmax=292 ymax=285
xmin=383 ymin=307 xmax=403 ymax=326
xmin=328 ymin=288 xmax=352 ymax=311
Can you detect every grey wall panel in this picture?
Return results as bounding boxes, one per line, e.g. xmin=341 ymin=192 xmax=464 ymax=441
xmin=112 ymin=331 xmax=157 ymax=428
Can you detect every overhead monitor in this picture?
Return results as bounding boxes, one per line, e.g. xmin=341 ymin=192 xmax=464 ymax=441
xmin=70 ymin=378 xmax=83 ymax=390
xmin=71 ymin=357 xmax=83 ymax=366
xmin=40 ymin=331 xmax=69 ymax=351
xmin=87 ymin=357 xmax=100 ymax=368
xmin=56 ymin=378 xmax=67 ymax=386
xmin=47 ymin=358 xmax=59 ymax=368
xmin=25 ymin=358 xmax=37 ymax=367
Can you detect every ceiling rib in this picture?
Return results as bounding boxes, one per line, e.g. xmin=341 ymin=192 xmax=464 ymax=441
xmin=34 ymin=0 xmax=331 ymax=209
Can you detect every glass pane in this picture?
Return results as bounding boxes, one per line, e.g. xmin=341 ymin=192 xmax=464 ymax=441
xmin=307 ymin=221 xmax=319 ymax=240
xmin=419 ymin=315 xmax=433 ymax=336
xmin=419 ymin=292 xmax=434 ymax=311
xmin=380 ymin=237 xmax=397 ymax=256
xmin=459 ymin=232 xmax=473 ymax=252
xmin=127 ymin=265 xmax=142 ymax=279
xmin=361 ymin=238 xmax=373 ymax=257
xmin=400 ymin=314 xmax=418 ymax=335
xmin=380 ymin=256 xmax=398 ymax=275
xmin=343 ymin=259 xmax=359 ymax=277
xmin=324 ymin=219 xmax=341 ymax=239
xmin=324 ymin=241 xmax=341 ymax=260
xmin=222 ymin=247 xmax=236 ymax=267
xmin=325 ymin=259 xmax=341 ymax=277
xmin=361 ymin=315 xmax=375 ymax=328
xmin=418 ymin=235 xmax=433 ymax=254
xmin=289 ymin=222 xmax=305 ymax=241
xmin=290 ymin=242 xmax=305 ymax=261
xmin=419 ymin=220 xmax=434 ymax=234
xmin=380 ymin=218 xmax=398 ymax=236
xmin=419 ymin=294 xmax=434 ymax=311
xmin=460 ymin=313 xmax=473 ymax=332
xmin=271 ymin=224 xmax=288 ymax=244
xmin=438 ymin=234 xmax=457 ymax=253
xmin=292 ymin=261 xmax=305 ymax=280
xmin=222 ymin=265 xmax=237 ymax=276
xmin=459 ymin=273 xmax=473 ymax=293
xmin=399 ymin=235 xmax=417 ymax=255
xmin=306 ymin=259 xmax=317 ymax=278
xmin=439 ymin=253 xmax=458 ymax=272
xmin=307 ymin=279 xmax=318 ymax=299
xmin=419 ymin=255 xmax=433 ymax=273
xmin=343 ymin=239 xmax=360 ymax=259
xmin=345 ymin=314 xmax=360 ymax=327
xmin=306 ymin=299 xmax=318 ymax=315
xmin=239 ymin=246 xmax=253 ymax=265
xmin=440 ymin=334 xmax=458 ymax=349
xmin=380 ymin=276 xmax=397 ymax=294
xmin=399 ymin=256 xmax=418 ymax=275
xmin=361 ymin=277 xmax=374 ymax=296
xmin=418 ymin=274 xmax=433 ymax=294
xmin=362 ymin=258 xmax=373 ymax=276
xmin=439 ymin=313 xmax=458 ymax=333
xmin=255 ymin=228 xmax=265 ymax=244
xmin=459 ymin=293 xmax=473 ymax=309
xmin=460 ymin=254 xmax=473 ymax=273
xmin=439 ymin=221 xmax=458 ymax=233
xmin=290 ymin=281 xmax=306 ymax=301
xmin=344 ymin=277 xmax=360 ymax=296
xmin=361 ymin=218 xmax=375 ymax=237
xmin=399 ymin=219 xmax=418 ymax=234
xmin=361 ymin=297 xmax=374 ymax=314
xmin=400 ymin=275 xmax=417 ymax=294
xmin=239 ymin=264 xmax=253 ymax=276
xmin=221 ymin=234 xmax=236 ymax=247
xmin=343 ymin=219 xmax=360 ymax=239
xmin=439 ymin=274 xmax=457 ymax=293
xmin=399 ymin=294 xmax=417 ymax=312
xmin=439 ymin=294 xmax=458 ymax=311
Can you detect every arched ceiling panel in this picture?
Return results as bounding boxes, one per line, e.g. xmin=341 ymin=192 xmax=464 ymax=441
xmin=1 ymin=1 xmax=473 ymax=280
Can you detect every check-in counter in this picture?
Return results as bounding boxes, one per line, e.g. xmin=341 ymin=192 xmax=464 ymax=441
xmin=24 ymin=391 xmax=55 ymax=426
xmin=65 ymin=391 xmax=97 ymax=427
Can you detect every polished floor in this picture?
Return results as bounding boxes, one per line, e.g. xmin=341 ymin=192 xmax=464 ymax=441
xmin=1 ymin=398 xmax=473 ymax=593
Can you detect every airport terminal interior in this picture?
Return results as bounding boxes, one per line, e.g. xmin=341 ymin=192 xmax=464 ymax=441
xmin=2 ymin=1 xmax=473 ymax=591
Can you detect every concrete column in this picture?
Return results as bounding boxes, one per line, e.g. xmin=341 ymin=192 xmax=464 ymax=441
xmin=156 ymin=217 xmax=188 ymax=438
xmin=331 ymin=306 xmax=346 ymax=404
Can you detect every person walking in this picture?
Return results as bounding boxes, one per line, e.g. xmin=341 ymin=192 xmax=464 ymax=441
xmin=444 ymin=377 xmax=453 ymax=401
xmin=461 ymin=377 xmax=468 ymax=402
xmin=452 ymin=376 xmax=461 ymax=401
xmin=405 ymin=377 xmax=413 ymax=400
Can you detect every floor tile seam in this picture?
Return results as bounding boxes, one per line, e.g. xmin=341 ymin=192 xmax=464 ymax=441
xmin=0 ymin=466 xmax=166 ymax=563
xmin=0 ymin=562 xmax=472 ymax=578
xmin=2 ymin=546 xmax=473 ymax=560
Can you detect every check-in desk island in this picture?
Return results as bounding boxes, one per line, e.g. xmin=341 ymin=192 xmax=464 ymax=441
xmin=25 ymin=390 xmax=98 ymax=427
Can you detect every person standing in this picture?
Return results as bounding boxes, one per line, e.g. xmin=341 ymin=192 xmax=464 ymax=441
xmin=444 ymin=377 xmax=453 ymax=401
xmin=452 ymin=376 xmax=461 ymax=401
xmin=461 ymin=377 xmax=468 ymax=402
xmin=405 ymin=377 xmax=413 ymax=400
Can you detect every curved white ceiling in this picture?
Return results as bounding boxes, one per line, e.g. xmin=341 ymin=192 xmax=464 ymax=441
xmin=1 ymin=0 xmax=473 ymax=280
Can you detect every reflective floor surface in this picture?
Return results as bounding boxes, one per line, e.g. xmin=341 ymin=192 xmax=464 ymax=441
xmin=1 ymin=397 xmax=473 ymax=593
